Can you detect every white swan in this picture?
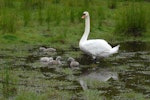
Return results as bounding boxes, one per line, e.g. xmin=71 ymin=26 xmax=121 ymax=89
xmin=79 ymin=11 xmax=120 ymax=59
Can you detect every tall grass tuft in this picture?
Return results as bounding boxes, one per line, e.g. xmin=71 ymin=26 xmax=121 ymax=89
xmin=38 ymin=8 xmax=43 ymax=25
xmin=4 ymin=0 xmax=14 ymax=8
xmin=23 ymin=9 xmax=31 ymax=26
xmin=97 ymin=6 xmax=105 ymax=30
xmin=54 ymin=6 xmax=61 ymax=25
xmin=0 ymin=9 xmax=17 ymax=33
xmin=70 ymin=8 xmax=75 ymax=23
xmin=53 ymin=0 xmax=61 ymax=4
xmin=37 ymin=1 xmax=45 ymax=25
xmin=2 ymin=66 xmax=17 ymax=98
xmin=46 ymin=6 xmax=52 ymax=30
xmin=115 ymin=2 xmax=147 ymax=36
xmin=107 ymin=0 xmax=117 ymax=9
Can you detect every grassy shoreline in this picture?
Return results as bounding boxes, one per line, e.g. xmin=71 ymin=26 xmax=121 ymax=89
xmin=0 ymin=0 xmax=149 ymax=50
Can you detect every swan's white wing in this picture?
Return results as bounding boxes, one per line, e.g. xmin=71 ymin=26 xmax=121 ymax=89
xmin=80 ymin=39 xmax=112 ymax=57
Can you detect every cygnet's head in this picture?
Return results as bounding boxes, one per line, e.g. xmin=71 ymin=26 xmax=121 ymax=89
xmin=56 ymin=56 xmax=61 ymax=61
xmin=67 ymin=57 xmax=75 ymax=62
xmin=49 ymin=57 xmax=53 ymax=61
xmin=82 ymin=11 xmax=89 ymax=19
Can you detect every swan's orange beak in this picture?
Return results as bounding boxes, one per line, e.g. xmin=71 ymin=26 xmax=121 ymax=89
xmin=82 ymin=15 xmax=86 ymax=19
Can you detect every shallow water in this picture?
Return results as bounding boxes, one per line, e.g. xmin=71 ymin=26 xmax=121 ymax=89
xmin=0 ymin=41 xmax=150 ymax=99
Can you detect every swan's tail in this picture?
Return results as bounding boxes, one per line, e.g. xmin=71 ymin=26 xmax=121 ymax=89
xmin=110 ymin=45 xmax=120 ymax=55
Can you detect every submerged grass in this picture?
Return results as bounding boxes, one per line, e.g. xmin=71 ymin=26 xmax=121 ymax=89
xmin=1 ymin=66 xmax=18 ymax=98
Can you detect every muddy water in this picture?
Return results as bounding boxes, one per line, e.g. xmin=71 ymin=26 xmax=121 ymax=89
xmin=0 ymin=41 xmax=150 ymax=99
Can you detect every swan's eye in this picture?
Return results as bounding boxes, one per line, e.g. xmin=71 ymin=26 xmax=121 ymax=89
xmin=83 ymin=13 xmax=86 ymax=16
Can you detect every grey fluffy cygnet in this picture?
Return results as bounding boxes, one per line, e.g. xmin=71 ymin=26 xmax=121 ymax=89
xmin=48 ymin=56 xmax=62 ymax=65
xmin=67 ymin=57 xmax=80 ymax=68
xmin=40 ymin=57 xmax=53 ymax=63
xmin=39 ymin=47 xmax=56 ymax=52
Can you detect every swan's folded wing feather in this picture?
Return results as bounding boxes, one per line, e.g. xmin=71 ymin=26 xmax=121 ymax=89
xmin=80 ymin=39 xmax=112 ymax=55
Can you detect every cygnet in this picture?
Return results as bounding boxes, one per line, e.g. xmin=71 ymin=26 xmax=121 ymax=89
xmin=48 ymin=56 xmax=62 ymax=65
xmin=40 ymin=57 xmax=53 ymax=63
xmin=39 ymin=47 xmax=56 ymax=52
xmin=67 ymin=57 xmax=80 ymax=68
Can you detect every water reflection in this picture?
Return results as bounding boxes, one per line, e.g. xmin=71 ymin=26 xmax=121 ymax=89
xmin=79 ymin=68 xmax=118 ymax=90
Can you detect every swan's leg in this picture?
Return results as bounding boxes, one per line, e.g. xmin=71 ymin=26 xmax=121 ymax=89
xmin=92 ymin=56 xmax=100 ymax=64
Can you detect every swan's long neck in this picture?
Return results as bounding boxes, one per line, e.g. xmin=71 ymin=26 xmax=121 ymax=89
xmin=80 ymin=15 xmax=90 ymax=44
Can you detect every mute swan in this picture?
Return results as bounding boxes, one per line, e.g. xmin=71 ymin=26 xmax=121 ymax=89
xmin=79 ymin=11 xmax=120 ymax=60
xmin=48 ymin=56 xmax=62 ymax=65
xmin=67 ymin=57 xmax=80 ymax=68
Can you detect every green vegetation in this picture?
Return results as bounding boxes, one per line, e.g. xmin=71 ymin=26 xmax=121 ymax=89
xmin=1 ymin=66 xmax=18 ymax=98
xmin=0 ymin=0 xmax=150 ymax=100
xmin=107 ymin=0 xmax=117 ymax=9
xmin=115 ymin=2 xmax=147 ymax=36
xmin=0 ymin=0 xmax=149 ymax=49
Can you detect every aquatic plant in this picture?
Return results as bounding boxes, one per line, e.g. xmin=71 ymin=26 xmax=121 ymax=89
xmin=15 ymin=91 xmax=39 ymax=100
xmin=107 ymin=0 xmax=117 ymax=9
xmin=116 ymin=91 xmax=146 ymax=100
xmin=115 ymin=2 xmax=147 ymax=36
xmin=82 ymin=89 xmax=103 ymax=100
xmin=2 ymin=66 xmax=17 ymax=98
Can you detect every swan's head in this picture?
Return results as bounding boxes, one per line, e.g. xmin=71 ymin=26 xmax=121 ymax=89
xmin=82 ymin=11 xmax=89 ymax=19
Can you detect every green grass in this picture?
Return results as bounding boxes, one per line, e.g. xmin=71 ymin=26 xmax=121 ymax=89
xmin=82 ymin=89 xmax=103 ymax=100
xmin=1 ymin=66 xmax=18 ymax=98
xmin=107 ymin=0 xmax=117 ymax=9
xmin=115 ymin=1 xmax=147 ymax=36
xmin=0 ymin=0 xmax=149 ymax=49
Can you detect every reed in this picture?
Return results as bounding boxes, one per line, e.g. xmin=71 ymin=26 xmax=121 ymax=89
xmin=54 ymin=6 xmax=62 ymax=25
xmin=37 ymin=1 xmax=45 ymax=25
xmin=52 ymin=0 xmax=61 ymax=4
xmin=70 ymin=8 xmax=75 ymax=23
xmin=2 ymin=66 xmax=17 ymax=98
xmin=4 ymin=0 xmax=14 ymax=8
xmin=115 ymin=2 xmax=147 ymax=36
xmin=0 ymin=9 xmax=17 ymax=33
xmin=97 ymin=6 xmax=105 ymax=29
xmin=107 ymin=0 xmax=117 ymax=9
xmin=46 ymin=6 xmax=52 ymax=30
xmin=23 ymin=9 xmax=31 ymax=26
xmin=38 ymin=8 xmax=43 ymax=25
